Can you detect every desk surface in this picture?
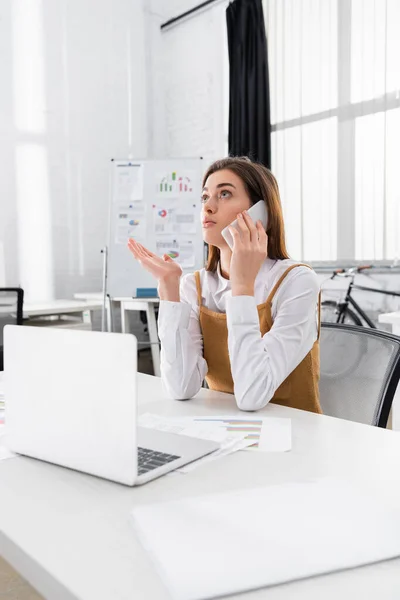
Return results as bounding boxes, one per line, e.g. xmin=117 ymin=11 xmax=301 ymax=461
xmin=1 ymin=374 xmax=400 ymax=600
xmin=74 ymin=294 xmax=159 ymax=304
xmin=379 ymin=311 xmax=400 ymax=325
xmin=1 ymin=300 xmax=103 ymax=318
xmin=73 ymin=293 xmax=104 ymax=301
xmin=115 ymin=297 xmax=159 ymax=303
xmin=23 ymin=300 xmax=103 ymax=317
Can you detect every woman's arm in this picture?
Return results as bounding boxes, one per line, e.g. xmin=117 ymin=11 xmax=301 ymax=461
xmin=227 ymin=268 xmax=319 ymax=411
xmin=127 ymin=240 xmax=207 ymax=399
xmin=158 ymin=274 xmax=208 ymax=400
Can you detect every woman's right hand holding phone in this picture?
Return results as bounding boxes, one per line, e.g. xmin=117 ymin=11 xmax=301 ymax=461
xmin=128 ymin=239 xmax=182 ymax=302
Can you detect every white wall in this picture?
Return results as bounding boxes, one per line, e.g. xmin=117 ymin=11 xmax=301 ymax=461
xmin=0 ymin=0 xmax=148 ymax=300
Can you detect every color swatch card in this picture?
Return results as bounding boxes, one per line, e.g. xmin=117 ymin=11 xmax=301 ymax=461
xmin=188 ymin=415 xmax=291 ymax=451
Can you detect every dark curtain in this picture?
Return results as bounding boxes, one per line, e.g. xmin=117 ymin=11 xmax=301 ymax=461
xmin=226 ymin=0 xmax=271 ymax=168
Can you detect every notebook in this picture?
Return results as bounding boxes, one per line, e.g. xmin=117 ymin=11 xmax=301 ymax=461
xmin=132 ymin=478 xmax=400 ymax=600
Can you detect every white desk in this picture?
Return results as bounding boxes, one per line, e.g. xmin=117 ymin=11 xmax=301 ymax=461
xmin=72 ymin=295 xmax=160 ymax=373
xmin=115 ymin=297 xmax=160 ymax=376
xmin=378 ymin=311 xmax=400 ymax=430
xmin=22 ymin=300 xmax=103 ymax=329
xmin=379 ymin=311 xmax=400 ymax=336
xmin=73 ymin=293 xmax=114 ymax=332
xmin=1 ymin=374 xmax=400 ymax=600
xmin=73 ymin=293 xmax=104 ymax=302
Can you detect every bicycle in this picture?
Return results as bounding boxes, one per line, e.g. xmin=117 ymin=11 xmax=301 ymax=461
xmin=321 ymin=264 xmax=400 ymax=327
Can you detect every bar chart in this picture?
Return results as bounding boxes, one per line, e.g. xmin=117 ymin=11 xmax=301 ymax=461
xmin=193 ymin=417 xmax=264 ymax=448
xmin=157 ymin=170 xmax=193 ymax=194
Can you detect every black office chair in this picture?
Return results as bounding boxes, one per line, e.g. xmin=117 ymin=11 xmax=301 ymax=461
xmin=0 ymin=288 xmax=24 ymax=371
xmin=319 ymin=323 xmax=400 ymax=427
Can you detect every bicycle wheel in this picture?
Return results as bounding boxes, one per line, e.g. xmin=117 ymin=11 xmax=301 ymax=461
xmin=321 ymin=300 xmax=363 ymax=326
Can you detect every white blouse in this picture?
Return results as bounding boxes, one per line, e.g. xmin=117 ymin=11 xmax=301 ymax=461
xmin=157 ymin=258 xmax=320 ymax=411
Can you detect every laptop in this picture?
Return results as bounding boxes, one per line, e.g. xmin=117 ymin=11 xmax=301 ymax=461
xmin=3 ymin=325 xmax=219 ymax=485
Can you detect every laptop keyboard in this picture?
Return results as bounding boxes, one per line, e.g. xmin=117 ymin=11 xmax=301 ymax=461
xmin=137 ymin=446 xmax=181 ymax=476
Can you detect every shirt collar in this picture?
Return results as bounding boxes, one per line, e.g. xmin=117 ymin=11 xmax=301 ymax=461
xmin=215 ymin=257 xmax=277 ymax=292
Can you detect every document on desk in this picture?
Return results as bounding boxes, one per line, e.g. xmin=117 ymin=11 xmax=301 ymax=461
xmin=0 ymin=426 xmax=16 ymax=461
xmin=0 ymin=371 xmax=4 ymax=403
xmin=139 ymin=413 xmax=253 ymax=473
xmin=175 ymin=415 xmax=292 ymax=452
xmin=0 ymin=373 xmax=5 ymax=425
xmin=132 ymin=478 xmax=400 ymax=600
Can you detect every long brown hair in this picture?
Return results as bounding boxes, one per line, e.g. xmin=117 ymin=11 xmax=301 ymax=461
xmin=203 ymin=156 xmax=290 ymax=272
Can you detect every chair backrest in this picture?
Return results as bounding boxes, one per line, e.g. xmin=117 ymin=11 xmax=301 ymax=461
xmin=319 ymin=323 xmax=400 ymax=427
xmin=0 ymin=288 xmax=24 ymax=369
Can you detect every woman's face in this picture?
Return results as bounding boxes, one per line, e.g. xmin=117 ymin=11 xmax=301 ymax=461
xmin=201 ymin=169 xmax=252 ymax=248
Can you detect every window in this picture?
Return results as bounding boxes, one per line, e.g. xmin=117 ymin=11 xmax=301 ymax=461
xmin=265 ymin=0 xmax=400 ymax=263
xmin=11 ymin=0 xmax=55 ymax=300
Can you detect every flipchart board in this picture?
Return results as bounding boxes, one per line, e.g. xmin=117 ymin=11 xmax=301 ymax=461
xmin=107 ymin=158 xmax=205 ymax=298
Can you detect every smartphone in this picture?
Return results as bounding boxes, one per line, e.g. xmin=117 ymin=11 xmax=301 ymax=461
xmin=221 ymin=200 xmax=269 ymax=250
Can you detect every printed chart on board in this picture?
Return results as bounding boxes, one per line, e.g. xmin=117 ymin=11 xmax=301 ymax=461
xmin=108 ymin=159 xmax=204 ymax=298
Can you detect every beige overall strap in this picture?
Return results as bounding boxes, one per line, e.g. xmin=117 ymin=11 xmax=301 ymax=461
xmin=266 ymin=263 xmax=312 ymax=304
xmin=194 ymin=271 xmax=202 ymax=307
xmin=266 ymin=263 xmax=322 ymax=340
xmin=317 ymin=290 xmax=322 ymax=341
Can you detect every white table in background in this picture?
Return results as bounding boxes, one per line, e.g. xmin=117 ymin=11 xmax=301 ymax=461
xmin=73 ymin=293 xmax=113 ymax=332
xmin=115 ymin=297 xmax=160 ymax=377
xmin=23 ymin=300 xmax=103 ymax=328
xmin=1 ymin=373 xmax=400 ymax=600
xmin=379 ymin=311 xmax=400 ymax=336
xmin=378 ymin=311 xmax=400 ymax=430
xmin=73 ymin=294 xmax=160 ymax=374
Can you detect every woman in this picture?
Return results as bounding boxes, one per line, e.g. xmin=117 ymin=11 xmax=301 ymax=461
xmin=128 ymin=157 xmax=321 ymax=413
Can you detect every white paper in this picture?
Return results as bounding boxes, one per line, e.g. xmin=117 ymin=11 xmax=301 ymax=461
xmin=155 ymin=239 xmax=196 ymax=269
xmin=175 ymin=415 xmax=292 ymax=453
xmin=155 ymin=239 xmax=179 ymax=261
xmin=0 ymin=426 xmax=17 ymax=461
xmin=114 ymin=163 xmax=143 ymax=202
xmin=259 ymin=417 xmax=291 ymax=452
xmin=153 ymin=200 xmax=197 ymax=235
xmin=132 ymin=479 xmax=400 ymax=600
xmin=138 ymin=414 xmax=253 ymax=474
xmin=115 ymin=209 xmax=147 ymax=244
xmin=178 ymin=437 xmax=253 ymax=474
xmin=178 ymin=240 xmax=196 ymax=269
xmin=174 ymin=211 xmax=196 ymax=234
xmin=180 ymin=415 xmax=263 ymax=449
xmin=153 ymin=200 xmax=177 ymax=234
xmin=0 ymin=445 xmax=15 ymax=461
xmin=118 ymin=200 xmax=146 ymax=217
